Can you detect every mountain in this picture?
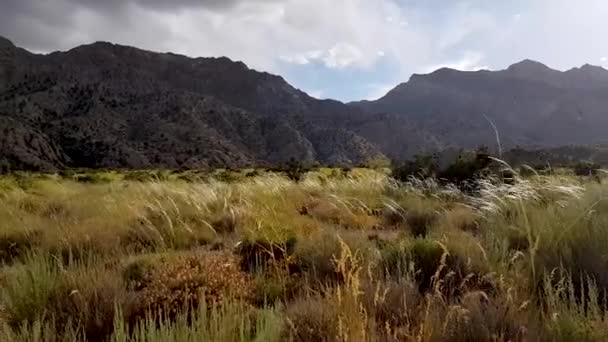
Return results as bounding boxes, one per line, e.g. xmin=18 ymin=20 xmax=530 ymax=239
xmin=352 ymin=60 xmax=608 ymax=159
xmin=0 ymin=36 xmax=385 ymax=171
xmin=2 ymin=36 xmax=608 ymax=171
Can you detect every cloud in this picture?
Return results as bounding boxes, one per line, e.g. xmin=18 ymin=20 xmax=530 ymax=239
xmin=0 ymin=0 xmax=416 ymax=72
xmin=322 ymin=43 xmax=364 ymax=69
xmin=423 ymin=51 xmax=489 ymax=73
xmin=2 ymin=0 xmax=608 ymax=101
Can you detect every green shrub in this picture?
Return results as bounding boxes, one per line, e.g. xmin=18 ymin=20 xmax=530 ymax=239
xmin=574 ymin=160 xmax=600 ymax=176
xmin=1 ymin=255 xmax=60 ymax=328
xmin=437 ymin=149 xmax=493 ymax=187
xmin=392 ymin=154 xmax=439 ymax=182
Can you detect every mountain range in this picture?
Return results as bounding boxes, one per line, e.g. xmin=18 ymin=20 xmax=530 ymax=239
xmin=1 ymin=35 xmax=608 ymax=171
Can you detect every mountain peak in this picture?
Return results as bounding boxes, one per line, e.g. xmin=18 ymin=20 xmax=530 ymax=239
xmin=507 ymin=59 xmax=552 ymax=71
xmin=0 ymin=36 xmax=16 ymax=50
xmin=576 ymin=63 xmax=606 ymax=72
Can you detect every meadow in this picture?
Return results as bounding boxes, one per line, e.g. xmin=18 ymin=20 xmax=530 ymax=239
xmin=0 ymin=167 xmax=607 ymax=341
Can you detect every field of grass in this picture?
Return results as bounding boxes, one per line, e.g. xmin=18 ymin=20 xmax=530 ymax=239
xmin=1 ymin=167 xmax=607 ymax=341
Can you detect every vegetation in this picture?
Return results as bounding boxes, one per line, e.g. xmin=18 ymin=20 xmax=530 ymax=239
xmin=1 ymin=165 xmax=608 ymax=341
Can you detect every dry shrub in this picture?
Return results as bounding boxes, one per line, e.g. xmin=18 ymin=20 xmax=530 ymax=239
xmin=47 ymin=269 xmax=127 ymax=342
xmin=1 ymin=256 xmax=128 ymax=342
xmin=376 ymin=238 xmax=411 ymax=279
xmin=441 ymin=206 xmax=480 ymax=234
xmin=211 ymin=210 xmax=238 ymax=234
xmin=409 ymin=239 xmax=450 ymax=293
xmin=0 ymin=230 xmax=41 ymax=264
xmin=361 ymin=278 xmax=420 ymax=339
xmin=378 ymin=238 xmax=493 ymax=297
xmin=300 ymin=198 xmax=379 ymax=230
xmin=284 ymin=296 xmax=339 ymax=342
xmin=420 ymin=291 xmax=531 ymax=342
xmin=122 ymin=258 xmax=155 ymax=291
xmin=405 ymin=209 xmax=438 ymax=237
xmin=252 ymin=268 xmax=302 ymax=306
xmin=292 ymin=231 xmax=342 ymax=285
xmin=293 ymin=230 xmax=376 ymax=287
xmin=54 ymin=243 xmax=105 ymax=266
xmin=378 ymin=203 xmax=439 ymax=237
xmin=542 ymin=270 xmax=608 ymax=341
xmin=127 ymin=251 xmax=254 ymax=321
xmin=234 ymin=237 xmax=297 ymax=273
xmin=123 ymin=209 xmax=216 ymax=252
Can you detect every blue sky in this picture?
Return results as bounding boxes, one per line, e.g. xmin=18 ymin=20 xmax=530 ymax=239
xmin=2 ymin=0 xmax=608 ymax=101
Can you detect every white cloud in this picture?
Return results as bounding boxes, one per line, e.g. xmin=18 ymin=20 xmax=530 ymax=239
xmin=322 ymin=43 xmax=364 ymax=69
xmin=279 ymin=50 xmax=323 ymax=65
xmin=4 ymin=0 xmax=608 ymax=101
xmin=423 ymin=51 xmax=488 ymax=73
xmin=281 ymin=43 xmax=390 ymax=70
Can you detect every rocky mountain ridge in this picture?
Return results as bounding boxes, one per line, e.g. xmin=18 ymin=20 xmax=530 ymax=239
xmin=2 ymin=36 xmax=608 ymax=170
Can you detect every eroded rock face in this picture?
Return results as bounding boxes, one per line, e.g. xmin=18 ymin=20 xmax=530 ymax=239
xmin=0 ymin=37 xmax=384 ymax=171
xmin=0 ymin=117 xmax=66 ymax=171
xmin=352 ymin=60 xmax=608 ymax=159
xmin=4 ymin=34 xmax=608 ymax=172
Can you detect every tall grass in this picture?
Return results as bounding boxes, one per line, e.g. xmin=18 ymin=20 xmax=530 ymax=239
xmin=1 ymin=168 xmax=608 ymax=340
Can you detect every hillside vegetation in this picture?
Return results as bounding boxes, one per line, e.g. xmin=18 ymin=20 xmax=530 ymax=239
xmin=5 ymin=35 xmax=608 ymax=170
xmin=1 ymin=167 xmax=608 ymax=341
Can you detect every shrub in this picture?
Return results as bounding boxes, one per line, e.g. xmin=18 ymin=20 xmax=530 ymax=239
xmin=0 ymin=256 xmax=59 ymax=328
xmin=284 ymin=158 xmax=310 ymax=182
xmin=234 ymin=237 xmax=297 ymax=273
xmin=128 ymin=251 xmax=254 ymax=321
xmin=47 ymin=268 xmax=127 ymax=341
xmin=574 ymin=160 xmax=600 ymax=176
xmin=377 ymin=239 xmax=411 ymax=278
xmin=391 ymin=154 xmax=439 ymax=182
xmin=409 ymin=239 xmax=449 ymax=292
xmin=74 ymin=173 xmax=113 ymax=184
xmin=437 ymin=148 xmax=493 ymax=187
xmin=292 ymin=232 xmax=375 ymax=286
xmin=360 ymin=278 xmax=420 ymax=338
xmin=0 ymin=230 xmax=41 ymax=264
xmin=404 ymin=209 xmax=438 ymax=237
xmin=284 ymin=296 xmax=339 ymax=342
xmin=123 ymin=258 xmax=154 ymax=290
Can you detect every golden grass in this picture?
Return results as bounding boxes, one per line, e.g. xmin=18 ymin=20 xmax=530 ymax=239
xmin=1 ymin=169 xmax=608 ymax=341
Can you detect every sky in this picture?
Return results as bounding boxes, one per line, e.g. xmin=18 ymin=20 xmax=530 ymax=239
xmin=1 ymin=0 xmax=607 ymax=102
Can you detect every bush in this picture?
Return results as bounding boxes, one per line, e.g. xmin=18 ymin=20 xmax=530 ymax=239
xmin=437 ymin=149 xmax=493 ymax=187
xmin=574 ymin=160 xmax=600 ymax=176
xmin=284 ymin=296 xmax=339 ymax=342
xmin=404 ymin=209 xmax=438 ymax=237
xmin=128 ymin=251 xmax=254 ymax=321
xmin=393 ymin=148 xmax=494 ymax=190
xmin=234 ymin=237 xmax=297 ymax=273
xmin=283 ymin=158 xmax=311 ymax=182
xmin=392 ymin=154 xmax=439 ymax=182
xmin=74 ymin=173 xmax=113 ymax=184
xmin=0 ymin=230 xmax=41 ymax=264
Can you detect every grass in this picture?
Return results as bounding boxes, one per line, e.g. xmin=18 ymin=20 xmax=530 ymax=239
xmin=1 ymin=167 xmax=608 ymax=341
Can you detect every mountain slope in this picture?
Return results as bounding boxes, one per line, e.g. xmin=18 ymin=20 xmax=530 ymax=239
xmin=0 ymin=37 xmax=384 ymax=170
xmin=352 ymin=61 xmax=608 ymax=159
xmin=3 ymin=36 xmax=608 ymax=171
